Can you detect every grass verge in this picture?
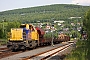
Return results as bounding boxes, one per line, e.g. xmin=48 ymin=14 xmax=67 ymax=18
xmin=0 ymin=39 xmax=7 ymax=46
xmin=65 ymin=40 xmax=88 ymax=60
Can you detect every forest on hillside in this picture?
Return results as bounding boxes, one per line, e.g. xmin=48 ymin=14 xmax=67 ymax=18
xmin=0 ymin=4 xmax=89 ymax=23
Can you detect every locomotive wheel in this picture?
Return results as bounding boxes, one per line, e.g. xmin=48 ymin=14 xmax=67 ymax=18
xmin=20 ymin=45 xmax=26 ymax=51
xmin=30 ymin=40 xmax=38 ymax=48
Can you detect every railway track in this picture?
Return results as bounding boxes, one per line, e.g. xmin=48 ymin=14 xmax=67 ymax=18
xmin=0 ymin=47 xmax=7 ymax=51
xmin=21 ymin=43 xmax=74 ymax=60
xmin=0 ymin=48 xmax=23 ymax=59
xmin=0 ymin=43 xmax=56 ymax=59
xmin=0 ymin=47 xmax=9 ymax=55
xmin=0 ymin=41 xmax=75 ymax=60
xmin=0 ymin=46 xmax=26 ymax=59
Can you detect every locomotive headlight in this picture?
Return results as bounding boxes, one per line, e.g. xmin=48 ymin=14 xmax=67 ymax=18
xmin=24 ymin=41 xmax=26 ymax=42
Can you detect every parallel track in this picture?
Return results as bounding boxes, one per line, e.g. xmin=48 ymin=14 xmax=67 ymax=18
xmin=0 ymin=47 xmax=7 ymax=51
xmin=21 ymin=43 xmax=74 ymax=60
xmin=0 ymin=48 xmax=23 ymax=59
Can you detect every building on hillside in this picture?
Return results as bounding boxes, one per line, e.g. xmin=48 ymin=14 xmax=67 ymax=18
xmin=54 ymin=21 xmax=65 ymax=23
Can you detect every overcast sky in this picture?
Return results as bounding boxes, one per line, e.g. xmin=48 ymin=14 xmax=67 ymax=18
xmin=0 ymin=0 xmax=90 ymax=12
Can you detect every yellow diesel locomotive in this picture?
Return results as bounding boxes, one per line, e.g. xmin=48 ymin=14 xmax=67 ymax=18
xmin=7 ymin=24 xmax=45 ymax=50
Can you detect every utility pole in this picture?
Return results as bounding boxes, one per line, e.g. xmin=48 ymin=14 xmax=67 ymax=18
xmin=51 ymin=30 xmax=54 ymax=46
xmin=51 ymin=18 xmax=55 ymax=47
xmin=2 ymin=20 xmax=4 ymax=34
xmin=51 ymin=25 xmax=55 ymax=47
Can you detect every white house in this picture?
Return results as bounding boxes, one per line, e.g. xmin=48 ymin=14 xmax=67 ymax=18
xmin=54 ymin=21 xmax=65 ymax=23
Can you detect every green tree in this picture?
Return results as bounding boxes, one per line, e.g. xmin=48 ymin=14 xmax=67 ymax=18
xmin=6 ymin=21 xmax=20 ymax=32
xmin=83 ymin=9 xmax=90 ymax=39
xmin=83 ymin=9 xmax=90 ymax=60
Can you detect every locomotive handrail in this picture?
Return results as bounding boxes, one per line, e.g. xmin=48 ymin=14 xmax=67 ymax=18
xmin=23 ymin=32 xmax=26 ymax=40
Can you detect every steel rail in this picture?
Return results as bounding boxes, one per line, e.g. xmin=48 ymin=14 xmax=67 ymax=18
xmin=21 ymin=43 xmax=73 ymax=60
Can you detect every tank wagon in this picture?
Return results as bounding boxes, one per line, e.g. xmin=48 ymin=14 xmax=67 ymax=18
xmin=7 ymin=24 xmax=70 ymax=50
